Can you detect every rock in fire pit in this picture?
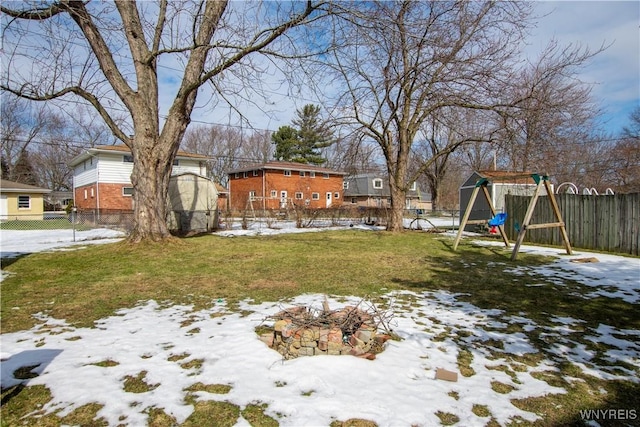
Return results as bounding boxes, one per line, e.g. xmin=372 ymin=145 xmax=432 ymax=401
xmin=258 ymin=298 xmax=393 ymax=360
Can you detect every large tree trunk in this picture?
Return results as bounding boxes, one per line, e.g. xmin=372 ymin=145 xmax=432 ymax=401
xmin=129 ymin=141 xmax=175 ymax=242
xmin=386 ymin=142 xmax=409 ymax=232
xmin=387 ymin=184 xmax=407 ymax=232
xmin=430 ymin=186 xmax=441 ymax=213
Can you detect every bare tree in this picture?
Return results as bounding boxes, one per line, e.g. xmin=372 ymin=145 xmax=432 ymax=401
xmin=2 ymin=0 xmax=329 ymax=242
xmin=2 ymin=93 xmax=118 ymax=189
xmin=328 ymin=1 xmax=534 ymax=231
xmin=181 ymin=124 xmax=272 ymax=187
xmin=606 ymin=107 xmax=640 ymax=193
xmin=1 ymin=97 xmax=49 ymax=181
xmin=498 ymin=41 xmax=603 ymax=176
xmin=412 ymin=108 xmax=500 ymax=212
xmin=181 ymin=124 xmax=242 ymax=186
xmin=242 ymin=129 xmax=272 ymax=166
xmin=324 ymin=132 xmax=383 ymax=175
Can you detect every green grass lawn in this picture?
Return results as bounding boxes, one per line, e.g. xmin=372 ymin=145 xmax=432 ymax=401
xmin=1 ymin=230 xmax=638 ymax=426
xmin=0 ymin=218 xmax=91 ymax=231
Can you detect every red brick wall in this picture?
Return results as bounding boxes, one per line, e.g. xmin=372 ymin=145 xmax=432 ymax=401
xmin=229 ymin=170 xmax=344 ymax=211
xmin=74 ymin=183 xmax=133 ymax=210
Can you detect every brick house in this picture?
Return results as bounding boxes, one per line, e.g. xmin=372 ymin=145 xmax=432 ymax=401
xmin=227 ymin=162 xmax=347 ymax=211
xmin=69 ymin=145 xmax=209 ymax=212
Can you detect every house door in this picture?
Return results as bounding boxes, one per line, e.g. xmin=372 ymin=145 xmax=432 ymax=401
xmin=326 ymin=192 xmax=332 ymax=208
xmin=280 ymin=191 xmax=288 ymax=209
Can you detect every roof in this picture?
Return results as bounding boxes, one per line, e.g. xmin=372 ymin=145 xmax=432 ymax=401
xmin=228 ymin=161 xmax=347 ymax=176
xmin=0 ymin=179 xmax=51 ymax=194
xmin=215 ymin=183 xmax=229 ymax=195
xmin=69 ymin=144 xmax=208 ymax=167
xmin=343 ymin=173 xmax=423 ymax=199
xmin=461 ymin=170 xmax=539 ymax=187
xmin=477 ymin=170 xmax=539 ymax=183
xmin=170 ymin=172 xmax=212 ymax=181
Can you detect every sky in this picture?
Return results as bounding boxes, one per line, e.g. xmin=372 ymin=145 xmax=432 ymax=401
xmin=527 ymin=1 xmax=640 ymax=134
xmin=188 ymin=1 xmax=640 ymax=136
xmin=1 ymin=221 xmax=639 ymax=426
xmin=2 ymin=1 xmax=637 ymax=142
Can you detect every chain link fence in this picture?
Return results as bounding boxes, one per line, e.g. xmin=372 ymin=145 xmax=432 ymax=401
xmin=1 ymin=208 xmax=459 ymax=238
xmin=0 ymin=210 xmax=134 ymax=239
xmin=219 ymin=207 xmax=459 ymax=231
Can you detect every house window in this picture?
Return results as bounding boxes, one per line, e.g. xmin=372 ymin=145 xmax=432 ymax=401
xmin=234 ymin=173 xmax=239 ymax=179
xmin=300 ymin=171 xmax=306 ymax=177
xmin=410 ymin=182 xmax=417 ymax=191
xmin=90 ymin=187 xmax=95 ymax=198
xmin=334 ymin=192 xmax=340 ymax=199
xmin=243 ymin=172 xmax=248 ymax=178
xmin=351 ymin=198 xmax=357 ymax=204
xmin=312 ymin=192 xmax=320 ymax=200
xmin=173 ymin=158 xmax=179 ymax=166
xmin=123 ymin=187 xmax=134 ymax=196
xmin=17 ymin=195 xmax=30 ymax=209
xmin=343 ymin=182 xmax=349 ymax=190
xmin=123 ymin=155 xmax=133 ymax=163
xmin=323 ymin=173 xmax=329 ymax=179
xmin=270 ymin=190 xmax=277 ymax=197
xmin=373 ymin=178 xmax=383 ymax=189
xmin=249 ymin=190 xmax=256 ymax=200
xmin=253 ymin=170 xmax=259 ymax=177
xmin=310 ymin=171 xmax=315 ymax=178
xmin=295 ymin=192 xmax=303 ymax=200
xmin=84 ymin=189 xmax=88 ymax=200
xmin=284 ymin=170 xmax=291 ymax=176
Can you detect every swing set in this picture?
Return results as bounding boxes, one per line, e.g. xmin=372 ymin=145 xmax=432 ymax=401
xmin=453 ymin=173 xmax=572 ymax=260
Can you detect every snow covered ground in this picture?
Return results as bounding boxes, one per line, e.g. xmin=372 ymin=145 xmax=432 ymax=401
xmin=0 ymin=228 xmax=125 ymax=260
xmin=1 ymin=220 xmax=638 ymax=426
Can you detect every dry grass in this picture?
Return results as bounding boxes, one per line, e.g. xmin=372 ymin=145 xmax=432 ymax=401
xmin=1 ymin=230 xmax=639 ymax=426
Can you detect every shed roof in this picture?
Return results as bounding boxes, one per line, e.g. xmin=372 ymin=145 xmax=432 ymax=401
xmin=461 ymin=170 xmax=540 ymax=188
xmin=477 ymin=170 xmax=539 ymax=183
xmin=0 ymin=179 xmax=51 ymax=194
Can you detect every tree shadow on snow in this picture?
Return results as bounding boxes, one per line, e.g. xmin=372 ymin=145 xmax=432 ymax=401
xmin=1 ymin=349 xmax=63 ymax=406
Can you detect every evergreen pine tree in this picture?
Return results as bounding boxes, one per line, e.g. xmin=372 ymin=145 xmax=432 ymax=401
xmin=292 ymin=104 xmax=334 ymax=165
xmin=271 ymin=125 xmax=300 ymax=162
xmin=13 ymin=149 xmax=38 ymax=185
xmin=271 ymin=105 xmax=334 ymax=165
xmin=0 ymin=157 xmax=9 ymax=178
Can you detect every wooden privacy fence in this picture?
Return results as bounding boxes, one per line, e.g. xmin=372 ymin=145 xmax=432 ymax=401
xmin=504 ymin=193 xmax=640 ymax=255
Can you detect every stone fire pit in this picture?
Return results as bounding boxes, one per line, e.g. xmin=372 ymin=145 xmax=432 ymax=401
xmin=258 ymin=299 xmax=392 ymax=360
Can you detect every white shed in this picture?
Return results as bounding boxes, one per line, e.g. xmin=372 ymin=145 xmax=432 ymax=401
xmin=167 ymin=173 xmax=218 ymax=233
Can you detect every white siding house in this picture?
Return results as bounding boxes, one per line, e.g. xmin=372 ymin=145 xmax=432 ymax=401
xmin=69 ymin=145 xmax=208 ymax=212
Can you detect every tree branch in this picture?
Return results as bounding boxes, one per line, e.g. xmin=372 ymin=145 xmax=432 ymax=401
xmin=0 ymin=2 xmax=67 ymax=20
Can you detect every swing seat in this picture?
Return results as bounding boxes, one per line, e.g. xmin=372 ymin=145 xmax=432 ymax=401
xmin=488 ymin=212 xmax=507 ymax=227
xmin=487 ymin=213 xmax=507 ymax=234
